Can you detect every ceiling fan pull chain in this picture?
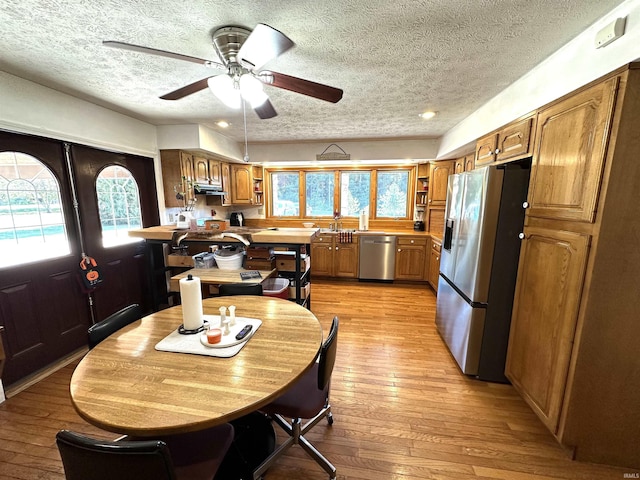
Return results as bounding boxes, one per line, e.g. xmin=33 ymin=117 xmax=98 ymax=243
xmin=243 ymin=97 xmax=250 ymax=163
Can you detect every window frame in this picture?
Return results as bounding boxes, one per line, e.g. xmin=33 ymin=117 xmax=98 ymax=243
xmin=266 ymin=165 xmax=416 ymax=220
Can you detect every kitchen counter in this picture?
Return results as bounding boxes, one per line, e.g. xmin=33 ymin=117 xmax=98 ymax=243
xmin=128 ymin=225 xmax=319 ymax=244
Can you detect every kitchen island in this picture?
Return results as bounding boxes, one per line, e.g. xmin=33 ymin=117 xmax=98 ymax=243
xmin=128 ymin=226 xmax=318 ymax=310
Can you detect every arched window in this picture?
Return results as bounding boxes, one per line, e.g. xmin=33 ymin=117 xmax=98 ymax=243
xmin=0 ymin=151 xmax=70 ymax=267
xmin=96 ymin=165 xmax=143 ymax=247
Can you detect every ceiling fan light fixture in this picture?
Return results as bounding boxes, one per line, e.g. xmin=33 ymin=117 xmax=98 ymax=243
xmin=239 ymin=74 xmax=268 ymax=107
xmin=208 ymin=75 xmax=241 ymax=109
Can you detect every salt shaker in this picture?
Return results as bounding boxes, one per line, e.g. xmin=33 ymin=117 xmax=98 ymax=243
xmin=218 ymin=306 xmax=227 ymax=329
xmin=228 ymin=305 xmax=236 ymax=326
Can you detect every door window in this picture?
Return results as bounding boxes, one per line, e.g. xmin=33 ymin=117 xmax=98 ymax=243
xmin=0 ymin=151 xmax=70 ymax=267
xmin=96 ymin=165 xmax=143 ymax=247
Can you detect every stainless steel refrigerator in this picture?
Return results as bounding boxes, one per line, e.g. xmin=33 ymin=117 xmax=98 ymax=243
xmin=435 ymin=161 xmax=530 ymax=383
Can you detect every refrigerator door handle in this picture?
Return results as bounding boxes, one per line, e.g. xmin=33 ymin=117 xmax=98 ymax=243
xmin=443 ymin=218 xmax=454 ymax=251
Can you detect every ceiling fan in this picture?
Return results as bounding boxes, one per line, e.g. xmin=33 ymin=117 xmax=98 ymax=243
xmin=103 ymin=24 xmax=343 ymax=119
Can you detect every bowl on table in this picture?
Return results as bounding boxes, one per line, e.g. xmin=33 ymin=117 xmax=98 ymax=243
xmin=302 ymin=222 xmax=315 ymax=228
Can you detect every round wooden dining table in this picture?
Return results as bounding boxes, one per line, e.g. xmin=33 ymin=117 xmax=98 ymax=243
xmin=70 ymin=296 xmax=323 ymax=437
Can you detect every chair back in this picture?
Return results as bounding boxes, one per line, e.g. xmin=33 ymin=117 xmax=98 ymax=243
xmin=56 ymin=430 xmax=176 ymax=480
xmin=88 ymin=304 xmax=141 ymax=349
xmin=317 ymin=316 xmax=339 ymax=390
xmin=219 ymin=283 xmax=263 ymax=296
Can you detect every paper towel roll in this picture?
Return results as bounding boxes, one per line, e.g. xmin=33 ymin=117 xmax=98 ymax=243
xmin=359 ymin=210 xmax=369 ymax=231
xmin=180 ymin=274 xmax=203 ymax=331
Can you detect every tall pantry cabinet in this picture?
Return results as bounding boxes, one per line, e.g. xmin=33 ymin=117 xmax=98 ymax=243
xmin=505 ymin=65 xmax=640 ymax=469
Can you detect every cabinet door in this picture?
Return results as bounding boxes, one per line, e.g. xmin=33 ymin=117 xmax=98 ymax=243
xmin=464 ymin=154 xmax=475 ymax=172
xmin=428 ymin=241 xmax=441 ymax=290
xmin=220 ymin=162 xmax=232 ymax=206
xmin=454 ymin=157 xmax=465 ymax=174
xmin=475 ymin=133 xmax=497 ymax=166
xmin=505 ymin=227 xmax=590 ymax=433
xmin=528 ymin=78 xmax=618 ymax=223
xmin=230 ymin=164 xmax=253 ymax=204
xmin=179 ymin=152 xmax=195 ymax=204
xmin=310 ymin=241 xmax=333 ymax=276
xmin=334 ymin=242 xmax=358 ymax=278
xmin=193 ymin=156 xmax=209 ymax=185
xmin=496 ymin=116 xmax=533 ymax=162
xmin=427 ymin=161 xmax=453 ymax=206
xmin=208 ymin=159 xmax=222 ymax=187
xmin=395 ymin=238 xmax=427 ymax=280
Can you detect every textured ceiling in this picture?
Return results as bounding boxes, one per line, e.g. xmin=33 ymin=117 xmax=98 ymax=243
xmin=0 ymin=0 xmax=627 ymax=144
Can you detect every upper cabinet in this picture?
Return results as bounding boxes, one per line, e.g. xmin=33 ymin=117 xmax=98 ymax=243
xmin=527 ymin=78 xmax=618 ymax=223
xmin=454 ymin=153 xmax=475 ymax=174
xmin=427 ymin=160 xmax=453 ymax=207
xmin=230 ymin=164 xmax=254 ymax=204
xmin=160 ymin=150 xmax=196 ymax=208
xmin=475 ymin=114 xmax=535 ymax=167
xmin=194 ymin=155 xmax=222 ymax=188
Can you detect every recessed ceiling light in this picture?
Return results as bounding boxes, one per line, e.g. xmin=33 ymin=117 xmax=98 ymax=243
xmin=419 ymin=111 xmax=437 ymax=120
xmin=216 ymin=120 xmax=230 ymax=128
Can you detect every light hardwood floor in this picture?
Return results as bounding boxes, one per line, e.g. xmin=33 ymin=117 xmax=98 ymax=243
xmin=0 ymin=280 xmax=632 ymax=479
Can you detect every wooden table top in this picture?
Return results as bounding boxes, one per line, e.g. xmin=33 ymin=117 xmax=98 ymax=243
xmin=70 ymin=296 xmax=323 ymax=437
xmin=169 ymin=268 xmax=277 ymax=292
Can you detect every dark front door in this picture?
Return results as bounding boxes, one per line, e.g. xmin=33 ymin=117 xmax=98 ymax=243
xmin=0 ymin=131 xmax=159 ymax=387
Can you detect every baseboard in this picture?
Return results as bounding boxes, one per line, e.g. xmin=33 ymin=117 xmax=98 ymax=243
xmin=5 ymin=347 xmax=88 ymax=398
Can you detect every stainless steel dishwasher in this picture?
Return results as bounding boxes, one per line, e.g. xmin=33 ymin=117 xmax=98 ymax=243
xmin=359 ymin=235 xmax=396 ymax=281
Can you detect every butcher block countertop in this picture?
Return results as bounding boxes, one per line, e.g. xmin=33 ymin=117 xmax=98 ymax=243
xmin=128 ymin=225 xmax=319 ymax=244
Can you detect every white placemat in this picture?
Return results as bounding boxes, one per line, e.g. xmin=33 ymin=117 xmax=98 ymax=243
xmin=155 ymin=315 xmax=262 ymax=358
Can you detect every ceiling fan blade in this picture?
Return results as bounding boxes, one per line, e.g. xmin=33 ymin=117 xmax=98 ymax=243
xmin=238 ymin=24 xmax=294 ymax=70
xmin=160 ymin=77 xmax=213 ymax=100
xmin=254 ymin=99 xmax=278 ymax=119
xmin=261 ymin=71 xmax=343 ymax=103
xmin=103 ymin=41 xmax=225 ymax=69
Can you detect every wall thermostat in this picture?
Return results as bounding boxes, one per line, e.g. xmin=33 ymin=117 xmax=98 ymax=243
xmin=595 ymin=17 xmax=626 ymax=49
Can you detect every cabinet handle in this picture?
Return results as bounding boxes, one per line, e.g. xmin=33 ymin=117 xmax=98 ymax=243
xmin=397 ymin=249 xmax=402 ymax=252
xmin=494 ymin=148 xmax=500 ymax=154
xmin=410 ymin=240 xmax=414 ymax=244
xmin=436 ymin=256 xmax=439 ymax=261
xmin=428 ymin=199 xmax=432 ymax=203
xmin=335 ymin=246 xmax=339 ymax=250
xmin=522 ymin=201 xmax=529 ymax=209
xmin=328 ymin=247 xmax=332 ymax=250
xmin=518 ymin=232 xmax=526 ymax=240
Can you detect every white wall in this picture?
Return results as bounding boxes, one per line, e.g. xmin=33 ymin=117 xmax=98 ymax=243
xmin=438 ymin=0 xmax=640 ymax=158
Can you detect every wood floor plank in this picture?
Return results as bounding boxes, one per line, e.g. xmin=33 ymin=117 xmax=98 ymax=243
xmin=0 ymin=279 xmax=632 ymax=479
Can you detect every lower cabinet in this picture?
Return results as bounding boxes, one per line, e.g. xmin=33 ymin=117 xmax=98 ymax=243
xmin=394 ymin=236 xmax=427 ymax=280
xmin=310 ymin=234 xmax=358 ymax=278
xmin=428 ymin=238 xmax=441 ymax=291
xmin=505 ymin=227 xmax=590 ymax=433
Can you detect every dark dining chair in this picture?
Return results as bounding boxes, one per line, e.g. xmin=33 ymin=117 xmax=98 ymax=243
xmin=87 ymin=303 xmax=141 ymax=349
xmin=56 ymin=425 xmax=234 ymax=480
xmin=218 ymin=283 xmax=263 ymax=296
xmin=253 ymin=316 xmax=339 ymax=480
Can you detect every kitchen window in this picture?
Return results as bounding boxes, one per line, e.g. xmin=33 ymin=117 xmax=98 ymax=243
xmin=267 ymin=166 xmax=411 ymax=219
xmin=96 ymin=165 xmax=143 ymax=247
xmin=271 ymin=171 xmax=300 ymax=216
xmin=0 ymin=151 xmax=70 ymax=267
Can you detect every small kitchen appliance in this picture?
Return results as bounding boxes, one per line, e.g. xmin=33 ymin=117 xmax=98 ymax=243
xmin=230 ymin=212 xmax=244 ymax=227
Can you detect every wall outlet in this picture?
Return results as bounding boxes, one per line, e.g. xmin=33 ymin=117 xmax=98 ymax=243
xmin=595 ymin=17 xmax=626 ymax=49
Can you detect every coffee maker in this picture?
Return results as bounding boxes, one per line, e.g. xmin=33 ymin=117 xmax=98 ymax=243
xmin=230 ymin=212 xmax=244 ymax=227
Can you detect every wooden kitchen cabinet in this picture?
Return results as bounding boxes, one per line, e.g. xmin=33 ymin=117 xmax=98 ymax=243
xmin=194 ymin=155 xmax=221 ymax=188
xmin=428 ymin=238 xmax=441 ymax=291
xmin=230 ymin=164 xmax=253 ymax=204
xmin=160 ymin=149 xmax=195 ymax=208
xmin=506 ymin=227 xmax=590 ymax=432
xmin=394 ymin=236 xmax=427 ymax=280
xmin=252 ymin=165 xmax=264 ymax=206
xmin=527 ymin=78 xmax=617 ymax=223
xmin=505 ymin=66 xmax=640 ymax=469
xmin=427 ymin=160 xmax=453 ymax=207
xmin=310 ymin=234 xmax=358 ymax=278
xmin=475 ymin=114 xmax=534 ymax=167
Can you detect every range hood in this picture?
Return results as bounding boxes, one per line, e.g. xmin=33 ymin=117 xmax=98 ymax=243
xmin=194 ymin=183 xmax=227 ymax=195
